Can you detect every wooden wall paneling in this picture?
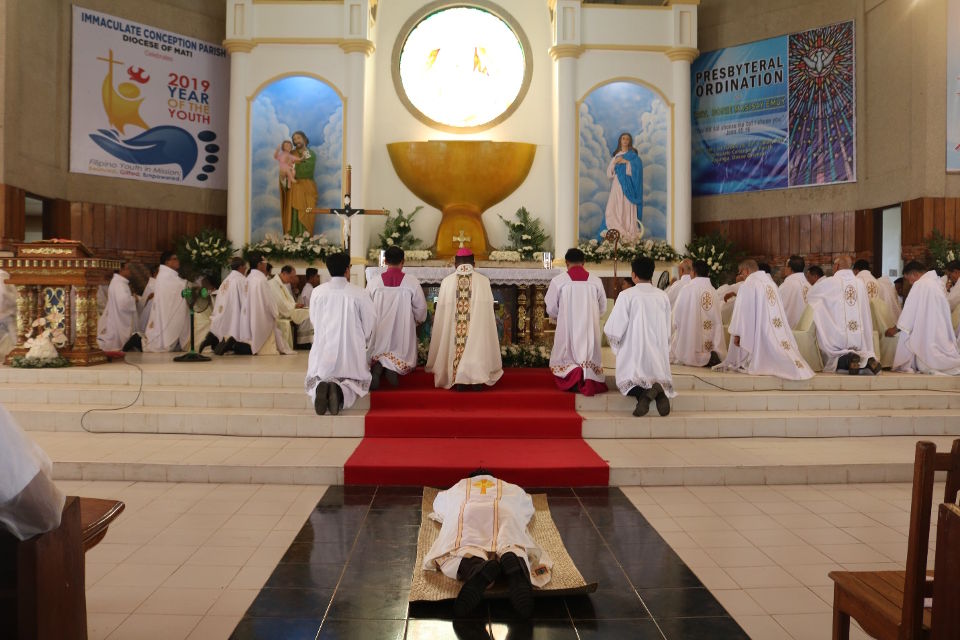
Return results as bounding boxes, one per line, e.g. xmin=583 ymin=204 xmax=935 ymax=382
xmin=145 ymin=209 xmax=158 ymax=251
xmin=922 ymin=197 xmax=935 ymax=240
xmin=946 ymin=199 xmax=957 ymax=240
xmin=92 ymin=203 xmax=106 ymax=248
xmin=798 ymin=215 xmax=811 ymax=255
xmin=104 ymin=205 xmax=116 ymax=249
xmin=780 ymin=217 xmax=790 ymax=256
xmin=768 ymin=216 xmax=780 ymax=256
xmin=69 ymin=202 xmax=82 ymax=241
xmin=114 ymin=208 xmax=127 ymax=252
xmin=81 ymin=203 xmax=94 ymax=247
xmin=125 ymin=208 xmax=139 ymax=251
xmin=760 ymin=217 xmax=773 ymax=257
xmin=821 ymin=213 xmax=833 ymax=254
xmin=810 ymin=213 xmax=822 ymax=254
xmin=787 ymin=215 xmax=799 ymax=254
xmin=934 ymin=197 xmax=946 ymax=235
xmin=750 ymin=219 xmax=762 ymax=255
xmin=832 ymin=212 xmax=844 ymax=252
xmin=843 ymin=211 xmax=855 ymax=252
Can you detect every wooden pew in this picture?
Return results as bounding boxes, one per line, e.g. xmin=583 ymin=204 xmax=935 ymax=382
xmin=1 ymin=496 xmax=124 ymax=640
xmin=829 ymin=439 xmax=960 ymax=640
xmin=931 ymin=503 xmax=960 ymax=639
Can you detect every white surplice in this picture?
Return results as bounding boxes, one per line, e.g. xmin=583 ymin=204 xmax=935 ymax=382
xmin=670 ymin=276 xmax=726 ymax=367
xmin=269 ymin=275 xmax=309 ymax=353
xmin=545 ymin=269 xmax=607 ymax=384
xmin=304 ymin=277 xmax=376 ymax=408
xmin=367 ymin=269 xmax=427 ymax=375
xmin=423 ymin=475 xmax=553 ymax=587
xmin=807 ymin=269 xmax=876 ymax=372
xmin=857 ymin=270 xmax=901 ymax=325
xmin=0 ymin=406 xmax=65 ymax=541
xmin=892 ymin=271 xmax=960 ymax=374
xmin=246 ymin=269 xmax=287 ymax=354
xmin=96 ymin=273 xmax=138 ymax=351
xmin=665 ymin=274 xmax=691 ymax=308
xmin=603 ymin=282 xmax=676 ymax=397
xmin=715 ymin=271 xmax=814 ymax=380
xmin=209 ymin=269 xmax=249 ymax=342
xmin=137 ymin=276 xmax=156 ymax=334
xmin=143 ymin=265 xmax=190 ymax=352
xmin=296 ymin=282 xmax=315 ymax=345
xmin=779 ymin=272 xmax=810 ymax=329
xmin=716 ymin=281 xmax=742 ymax=324
xmin=426 ymin=264 xmax=503 ymax=389
xmin=947 ymin=279 xmax=960 ymax=314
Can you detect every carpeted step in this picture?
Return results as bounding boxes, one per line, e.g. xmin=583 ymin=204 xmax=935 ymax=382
xmin=344 ymin=437 xmax=610 ymax=487
xmin=370 ymin=388 xmax=573 ymax=412
xmin=363 ymin=409 xmax=582 ymax=438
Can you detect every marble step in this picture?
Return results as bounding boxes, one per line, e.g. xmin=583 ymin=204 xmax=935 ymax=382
xmin=580 ymin=409 xmax=960 ymax=439
xmin=663 ymin=368 xmax=960 ymax=392
xmin=7 ymin=403 xmax=364 ymax=437
xmin=578 ymin=389 xmax=960 ymax=413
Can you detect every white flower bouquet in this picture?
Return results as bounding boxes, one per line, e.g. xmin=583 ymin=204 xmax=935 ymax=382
xmin=243 ymin=232 xmax=344 ymax=263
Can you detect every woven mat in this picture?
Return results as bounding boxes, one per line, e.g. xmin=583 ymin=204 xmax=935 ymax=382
xmin=409 ymin=488 xmax=598 ymax=602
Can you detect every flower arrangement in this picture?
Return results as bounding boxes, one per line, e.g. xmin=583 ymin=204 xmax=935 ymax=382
xmin=376 ymin=206 xmax=426 ymax=250
xmin=242 ymin=232 xmax=344 ymax=263
xmin=576 ymin=237 xmax=679 ymax=264
xmin=498 ymin=207 xmax=550 ymax=261
xmin=684 ymin=232 xmax=740 ymax=287
xmin=367 ymin=248 xmax=434 ymax=262
xmin=925 ymin=229 xmax=959 ymax=271
xmin=12 ymin=310 xmax=71 ymax=368
xmin=176 ymin=228 xmax=234 ymax=281
xmin=500 ymin=343 xmax=551 ymax=367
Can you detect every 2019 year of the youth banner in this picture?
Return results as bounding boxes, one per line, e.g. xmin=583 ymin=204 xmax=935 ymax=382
xmin=69 ymin=7 xmax=229 ymax=189
xmin=691 ymin=21 xmax=855 ymax=196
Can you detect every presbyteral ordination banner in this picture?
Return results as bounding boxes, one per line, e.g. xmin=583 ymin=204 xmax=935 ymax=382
xmin=691 ymin=21 xmax=856 ymax=196
xmin=69 ymin=7 xmax=229 ymax=189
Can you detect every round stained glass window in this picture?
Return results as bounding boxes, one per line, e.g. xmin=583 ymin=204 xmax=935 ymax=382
xmin=393 ymin=3 xmax=531 ymax=132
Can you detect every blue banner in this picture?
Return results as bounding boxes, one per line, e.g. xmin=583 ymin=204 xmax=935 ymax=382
xmin=692 ymin=22 xmax=855 ymax=195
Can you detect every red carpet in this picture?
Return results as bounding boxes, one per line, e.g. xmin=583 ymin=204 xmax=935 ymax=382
xmin=345 ymin=368 xmax=609 ymax=487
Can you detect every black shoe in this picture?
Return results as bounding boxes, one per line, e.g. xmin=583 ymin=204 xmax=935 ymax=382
xmin=121 ymin=334 xmax=142 ymax=352
xmin=470 ymin=384 xmax=484 ymax=392
xmin=706 ymin=351 xmax=721 ymax=367
xmin=847 ymin=354 xmax=861 ymax=375
xmin=455 ymin=384 xmax=469 ymax=392
xmin=328 ymin=383 xmax=343 ymax=415
xmin=649 ymin=383 xmax=670 ymax=416
xmin=214 ymin=336 xmax=235 ymax=356
xmin=865 ymin=357 xmax=881 ymax=375
xmin=232 ymin=342 xmax=253 ymax=356
xmin=633 ymin=392 xmax=651 ymax=417
xmin=197 ymin=332 xmax=219 ymax=354
xmin=314 ymin=382 xmax=329 ymax=415
xmin=384 ymin=369 xmax=399 ymax=387
xmin=500 ymin=552 xmax=534 ymax=619
xmin=454 ymin=558 xmax=500 ymax=617
xmin=370 ymin=361 xmax=383 ymax=390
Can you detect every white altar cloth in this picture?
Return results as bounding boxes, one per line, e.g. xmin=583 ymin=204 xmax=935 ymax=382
xmin=364 ymin=266 xmax=563 ymax=286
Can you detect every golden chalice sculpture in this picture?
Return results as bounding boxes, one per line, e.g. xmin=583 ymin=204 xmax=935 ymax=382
xmin=386 ymin=141 xmax=536 ymax=259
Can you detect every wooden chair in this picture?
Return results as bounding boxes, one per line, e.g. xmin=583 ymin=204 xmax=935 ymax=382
xmin=1 ymin=496 xmax=124 ymax=640
xmin=829 ymin=439 xmax=960 ymax=640
xmin=931 ymin=503 xmax=960 ymax=639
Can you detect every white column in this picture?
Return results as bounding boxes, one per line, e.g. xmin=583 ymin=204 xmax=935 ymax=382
xmin=225 ymin=47 xmax=250 ymax=247
xmin=667 ymin=48 xmax=696 ymax=252
xmin=554 ymin=53 xmax=578 ymax=261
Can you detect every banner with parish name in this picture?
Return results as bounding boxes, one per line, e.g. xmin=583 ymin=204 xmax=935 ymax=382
xmin=692 ymin=21 xmax=855 ymax=195
xmin=69 ymin=7 xmax=229 ymax=188
xmin=947 ymin=0 xmax=960 ymax=171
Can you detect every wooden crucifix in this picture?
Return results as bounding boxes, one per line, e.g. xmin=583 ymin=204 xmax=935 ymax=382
xmin=305 ymin=165 xmax=387 ymax=255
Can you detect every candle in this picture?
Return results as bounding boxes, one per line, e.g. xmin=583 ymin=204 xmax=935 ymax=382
xmin=345 ymin=165 xmax=352 ymax=197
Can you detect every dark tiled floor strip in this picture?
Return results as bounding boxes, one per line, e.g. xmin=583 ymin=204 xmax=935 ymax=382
xmin=231 ymin=485 xmax=749 ymax=640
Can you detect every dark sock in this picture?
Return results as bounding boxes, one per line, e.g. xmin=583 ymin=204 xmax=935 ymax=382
xmin=122 ymin=334 xmax=142 ymax=352
xmin=454 ymin=558 xmax=500 ymax=617
xmin=499 ymin=552 xmax=534 ymax=619
xmin=232 ymin=342 xmax=252 ymax=356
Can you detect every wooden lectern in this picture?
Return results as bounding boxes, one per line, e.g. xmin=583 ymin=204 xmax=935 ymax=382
xmin=0 ymin=240 xmax=121 ymax=366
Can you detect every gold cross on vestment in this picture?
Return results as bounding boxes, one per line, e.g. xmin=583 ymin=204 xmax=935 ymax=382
xmin=473 ymin=479 xmax=495 ymax=495
xmin=453 ymin=230 xmax=471 ymax=248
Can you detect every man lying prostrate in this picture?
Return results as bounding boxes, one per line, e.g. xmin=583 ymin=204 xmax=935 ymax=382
xmin=423 ymin=470 xmax=553 ymax=619
xmin=0 ymin=406 xmax=65 ymax=540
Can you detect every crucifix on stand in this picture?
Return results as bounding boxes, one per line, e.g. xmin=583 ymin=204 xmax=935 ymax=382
xmin=305 ymin=165 xmax=387 ymax=255
xmin=452 ymin=229 xmax=471 ymax=249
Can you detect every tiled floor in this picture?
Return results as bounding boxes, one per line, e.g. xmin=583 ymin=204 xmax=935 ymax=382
xmin=70 ymin=480 xmax=939 ymax=639
xmin=234 ymin=485 xmax=747 ymax=640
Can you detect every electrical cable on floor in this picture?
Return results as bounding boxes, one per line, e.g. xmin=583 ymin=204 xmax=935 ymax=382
xmin=79 ymin=356 xmax=145 ymax=434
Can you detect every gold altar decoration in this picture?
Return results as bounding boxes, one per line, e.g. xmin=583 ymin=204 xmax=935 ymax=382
xmin=1 ymin=241 xmax=120 ymax=366
xmin=386 ymin=141 xmax=536 ymax=260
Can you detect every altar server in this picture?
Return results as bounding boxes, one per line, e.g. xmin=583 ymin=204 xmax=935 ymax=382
xmin=0 ymin=406 xmax=65 ymax=540
xmin=665 ymin=258 xmax=693 ymax=307
xmin=199 ymin=257 xmax=249 ymax=354
xmin=367 ymin=247 xmax=427 ymax=389
xmin=305 ymin=252 xmax=376 ymax=415
xmin=545 ymin=248 xmax=607 ymax=394
xmin=426 ymin=248 xmax=503 ymax=390
xmin=143 ymin=251 xmax=191 ymax=353
xmin=715 ymin=259 xmax=814 ymax=380
xmin=889 ymin=261 xmax=960 ymax=374
xmin=853 ymin=259 xmax=901 ymax=324
xmin=807 ymin=255 xmax=880 ymax=374
xmin=779 ymin=255 xmax=810 ymax=329
xmin=269 ymin=265 xmax=308 ymax=352
xmin=295 ymin=268 xmax=322 ymax=346
xmin=670 ymin=259 xmax=725 ymax=367
xmin=604 ymin=256 xmax=675 ymax=416
xmin=423 ymin=472 xmax=552 ymax=619
xmin=137 ymin=264 xmax=158 ymax=334
xmin=97 ymin=262 xmax=139 ymax=352
xmin=246 ymin=253 xmax=287 ymax=355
